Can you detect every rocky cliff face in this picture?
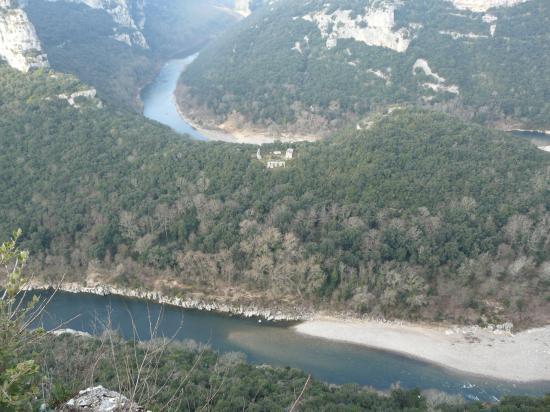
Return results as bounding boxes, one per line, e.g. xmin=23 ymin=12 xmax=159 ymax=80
xmin=448 ymin=0 xmax=530 ymax=12
xmin=59 ymin=386 xmax=145 ymax=411
xmin=303 ymin=3 xmax=420 ymax=53
xmin=235 ymin=0 xmax=251 ymax=17
xmin=302 ymin=0 xmax=531 ymax=53
xmin=45 ymin=0 xmax=148 ymax=48
xmin=0 ymin=0 xmax=48 ymax=71
xmin=180 ymin=0 xmax=549 ymax=134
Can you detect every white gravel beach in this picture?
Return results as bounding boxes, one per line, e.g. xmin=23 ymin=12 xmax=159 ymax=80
xmin=294 ymin=318 xmax=550 ymax=382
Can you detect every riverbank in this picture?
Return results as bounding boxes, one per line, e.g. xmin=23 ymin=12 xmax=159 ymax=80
xmin=23 ymin=282 xmax=307 ymax=322
xmin=508 ymin=128 xmax=550 ymax=135
xmin=174 ymin=82 xmax=320 ymax=144
xmin=23 ymin=281 xmax=550 ymax=382
xmin=173 ymin=99 xmax=240 ymax=143
xmin=175 ymin=99 xmax=319 ymax=145
xmin=294 ymin=317 xmax=550 ymax=382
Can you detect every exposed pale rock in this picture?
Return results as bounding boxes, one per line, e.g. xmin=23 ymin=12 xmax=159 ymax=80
xmin=481 ymin=14 xmax=498 ymax=36
xmin=59 ymin=386 xmax=144 ymax=411
xmin=58 ymin=88 xmax=102 ymax=108
xmin=51 ymin=328 xmax=92 ymax=338
xmin=439 ymin=30 xmax=488 ymax=39
xmin=133 ymin=0 xmax=145 ymax=30
xmin=45 ymin=0 xmax=148 ymax=48
xmin=291 ymin=40 xmax=302 ymax=54
xmin=413 ymin=58 xmax=459 ymax=94
xmin=111 ymin=32 xmax=131 ymax=46
xmin=422 ymin=82 xmax=460 ymax=94
xmin=0 ymin=0 xmax=49 ymax=71
xmin=367 ymin=68 xmax=391 ymax=84
xmin=448 ymin=0 xmax=530 ymax=13
xmin=413 ymin=59 xmax=445 ymax=82
xmin=235 ymin=0 xmax=251 ymax=17
xmin=482 ymin=13 xmax=498 ymax=23
xmin=302 ymin=4 xmax=419 ymax=53
xmin=25 ymin=282 xmax=307 ymax=321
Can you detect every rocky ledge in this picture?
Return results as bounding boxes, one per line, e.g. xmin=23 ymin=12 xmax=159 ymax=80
xmin=25 ymin=282 xmax=309 ymax=322
xmin=57 ymin=386 xmax=146 ymax=411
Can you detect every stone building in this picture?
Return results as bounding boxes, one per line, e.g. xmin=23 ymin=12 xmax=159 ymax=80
xmin=267 ymin=160 xmax=285 ymax=169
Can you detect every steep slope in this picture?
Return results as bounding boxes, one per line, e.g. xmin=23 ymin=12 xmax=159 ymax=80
xmin=2 ymin=63 xmax=549 ymax=326
xmin=141 ymin=0 xmax=240 ymax=57
xmin=44 ymin=0 xmax=148 ymax=48
xmin=178 ymin=0 xmax=550 ymax=138
xmin=25 ymin=0 xmax=155 ymax=107
xmin=29 ymin=334 xmax=550 ymax=410
xmin=23 ymin=0 xmax=242 ymax=107
xmin=0 ymin=0 xmax=48 ymax=71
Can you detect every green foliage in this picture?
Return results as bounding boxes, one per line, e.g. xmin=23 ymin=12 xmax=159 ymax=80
xmin=0 ymin=230 xmax=40 ymax=411
xmin=180 ymin=0 xmax=550 ymax=133
xmin=142 ymin=0 xmax=239 ymax=57
xmin=29 ymin=333 xmax=550 ymax=411
xmin=25 ymin=0 xmax=155 ymax=108
xmin=25 ymin=0 xmax=241 ymax=108
xmin=1 ymin=64 xmax=549 ymax=325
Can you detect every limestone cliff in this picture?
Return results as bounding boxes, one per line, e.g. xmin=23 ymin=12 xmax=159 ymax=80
xmin=59 ymin=386 xmax=145 ymax=411
xmin=448 ymin=0 xmax=530 ymax=12
xmin=0 ymin=0 xmax=48 ymax=72
xmin=45 ymin=0 xmax=148 ymax=48
xmin=303 ymin=3 xmax=420 ymax=53
xmin=235 ymin=0 xmax=251 ymax=17
xmin=179 ymin=0 xmax=549 ymax=134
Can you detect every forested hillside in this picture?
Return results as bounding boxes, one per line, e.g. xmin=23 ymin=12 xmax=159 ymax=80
xmin=24 ymin=333 xmax=550 ymax=410
xmin=179 ymin=0 xmax=550 ymax=137
xmin=25 ymin=0 xmax=240 ymax=107
xmin=3 ymin=220 xmax=549 ymax=410
xmin=1 ymin=64 xmax=549 ymax=326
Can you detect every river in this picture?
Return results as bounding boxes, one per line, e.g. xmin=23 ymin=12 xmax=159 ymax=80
xmin=135 ymin=56 xmax=550 ymax=401
xmin=141 ymin=55 xmax=209 ymax=140
xmin=511 ymin=130 xmax=550 ymax=148
xmin=33 ymin=290 xmax=549 ymax=402
xmin=142 ymin=56 xmax=550 ymax=153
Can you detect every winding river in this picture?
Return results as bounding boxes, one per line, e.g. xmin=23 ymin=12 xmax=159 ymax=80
xmin=141 ymin=55 xmax=208 ymax=140
xmin=130 ymin=56 xmax=550 ymax=401
xmin=36 ymin=291 xmax=549 ymax=402
xmin=142 ymin=55 xmax=244 ymax=142
xmin=142 ymin=56 xmax=550 ymax=151
xmin=511 ymin=130 xmax=550 ymax=148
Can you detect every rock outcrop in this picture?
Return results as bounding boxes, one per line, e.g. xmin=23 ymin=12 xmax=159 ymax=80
xmin=412 ymin=58 xmax=460 ymax=96
xmin=51 ymin=328 xmax=93 ymax=338
xmin=59 ymin=386 xmax=145 ymax=411
xmin=57 ymin=87 xmax=102 ymax=109
xmin=448 ymin=0 xmax=530 ymax=12
xmin=302 ymin=3 xmax=420 ymax=52
xmin=0 ymin=0 xmax=49 ymax=72
xmin=25 ymin=282 xmax=308 ymax=321
xmin=45 ymin=0 xmax=148 ymax=48
xmin=235 ymin=0 xmax=251 ymax=17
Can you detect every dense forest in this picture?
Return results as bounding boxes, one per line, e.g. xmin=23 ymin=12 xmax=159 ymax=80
xmin=0 ymin=230 xmax=550 ymax=412
xmin=2 ymin=233 xmax=549 ymax=411
xmin=25 ymin=0 xmax=240 ymax=107
xmin=21 ymin=333 xmax=550 ymax=411
xmin=1 ymin=64 xmax=548 ymax=327
xmin=179 ymin=0 xmax=550 ymax=136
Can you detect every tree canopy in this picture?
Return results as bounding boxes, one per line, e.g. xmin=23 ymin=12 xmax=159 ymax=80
xmin=180 ymin=0 xmax=550 ymax=135
xmin=1 ymin=64 xmax=549 ymax=326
